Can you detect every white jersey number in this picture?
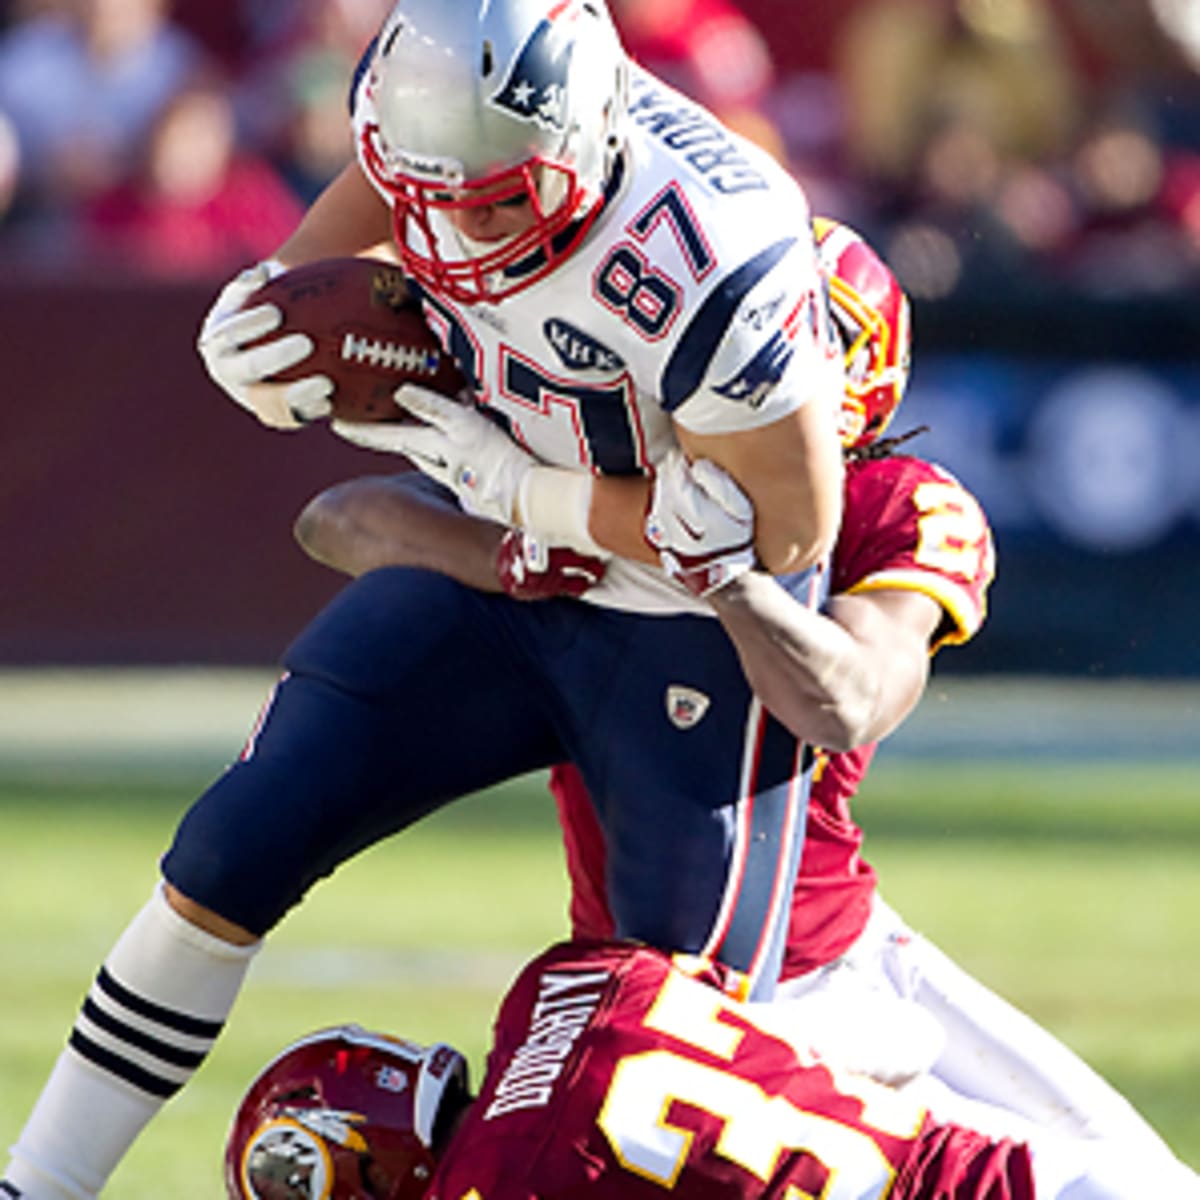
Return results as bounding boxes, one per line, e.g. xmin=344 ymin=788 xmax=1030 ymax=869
xmin=596 ymin=971 xmax=920 ymax=1197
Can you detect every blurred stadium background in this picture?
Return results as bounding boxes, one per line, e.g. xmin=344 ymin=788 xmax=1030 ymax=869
xmin=1 ymin=0 xmax=1198 ymax=1192
xmin=1 ymin=0 xmax=1198 ymax=672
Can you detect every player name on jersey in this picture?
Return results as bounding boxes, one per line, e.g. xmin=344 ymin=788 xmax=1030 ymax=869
xmin=627 ymin=79 xmax=768 ymax=195
xmin=484 ymin=968 xmax=614 ymax=1120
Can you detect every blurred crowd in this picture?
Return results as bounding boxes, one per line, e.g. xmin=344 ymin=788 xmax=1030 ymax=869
xmin=0 ymin=0 xmax=1198 ymax=303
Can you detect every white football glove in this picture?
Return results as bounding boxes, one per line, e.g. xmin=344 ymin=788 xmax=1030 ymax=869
xmin=645 ymin=449 xmax=756 ymax=596
xmin=333 ymin=384 xmax=536 ymax=525
xmin=196 ymin=259 xmax=333 ymax=429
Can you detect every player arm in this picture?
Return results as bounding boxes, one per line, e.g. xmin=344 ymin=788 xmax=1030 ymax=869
xmin=580 ymin=398 xmax=842 ymax=575
xmin=272 ymin=160 xmax=396 ymax=269
xmin=296 ymin=473 xmax=608 ymax=600
xmin=539 ymin=237 xmax=845 ymax=571
xmin=593 ymin=234 xmax=847 ymax=574
xmin=295 ymin=474 xmax=505 ymax=590
xmin=582 ymin=476 xmax=655 ymax=563
xmin=708 ymin=576 xmax=943 ymax=751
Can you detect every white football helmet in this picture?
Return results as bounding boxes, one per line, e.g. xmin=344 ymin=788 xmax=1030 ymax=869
xmin=359 ymin=0 xmax=629 ymax=304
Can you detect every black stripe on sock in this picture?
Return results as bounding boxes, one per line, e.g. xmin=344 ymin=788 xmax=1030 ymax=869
xmin=69 ymin=1029 xmax=180 ymax=1099
xmin=80 ymin=996 xmax=209 ymax=1070
xmin=95 ymin=966 xmax=223 ymax=1039
xmin=1 ymin=1179 xmax=24 ymax=1197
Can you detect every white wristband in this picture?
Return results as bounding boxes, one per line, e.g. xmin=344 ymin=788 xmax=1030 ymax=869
xmin=516 ymin=467 xmax=609 ymax=557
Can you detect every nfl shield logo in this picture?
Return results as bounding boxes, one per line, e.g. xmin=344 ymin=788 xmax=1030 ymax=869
xmin=375 ymin=1065 xmax=408 ymax=1093
xmin=666 ymin=686 xmax=710 ymax=730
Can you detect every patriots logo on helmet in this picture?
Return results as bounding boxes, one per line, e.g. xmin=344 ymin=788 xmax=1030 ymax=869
xmin=491 ymin=13 xmax=577 ymax=131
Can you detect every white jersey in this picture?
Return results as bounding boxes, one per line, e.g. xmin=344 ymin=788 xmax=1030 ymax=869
xmin=353 ymin=65 xmax=842 ymax=614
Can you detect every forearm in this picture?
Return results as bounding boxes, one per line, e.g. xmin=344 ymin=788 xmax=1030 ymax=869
xmin=527 ymin=464 xmax=832 ymax=572
xmin=708 ymin=574 xmax=885 ymax=751
xmin=274 ymin=162 xmax=396 ymax=269
xmin=295 ymin=475 xmax=505 ymax=590
xmin=506 ymin=465 xmax=656 ymax=563
xmin=587 ymin=475 xmax=657 ymax=563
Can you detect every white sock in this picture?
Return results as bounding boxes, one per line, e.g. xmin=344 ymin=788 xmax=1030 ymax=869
xmin=3 ymin=884 xmax=259 ymax=1199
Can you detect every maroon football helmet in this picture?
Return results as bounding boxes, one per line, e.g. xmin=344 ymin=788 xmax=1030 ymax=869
xmin=225 ymin=1025 xmax=469 ymax=1200
xmin=813 ymin=217 xmax=912 ymax=449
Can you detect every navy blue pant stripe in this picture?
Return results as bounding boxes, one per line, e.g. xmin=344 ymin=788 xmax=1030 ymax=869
xmin=96 ymin=966 xmax=222 ymax=1039
xmin=68 ymin=1030 xmax=180 ymax=1099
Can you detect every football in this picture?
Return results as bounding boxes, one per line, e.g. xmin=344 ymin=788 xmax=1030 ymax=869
xmin=242 ymin=257 xmax=467 ymax=421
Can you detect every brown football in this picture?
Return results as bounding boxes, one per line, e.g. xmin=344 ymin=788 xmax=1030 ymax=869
xmin=242 ymin=257 xmax=467 ymax=422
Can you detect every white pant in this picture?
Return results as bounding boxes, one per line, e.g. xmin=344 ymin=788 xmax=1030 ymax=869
xmin=763 ymin=894 xmax=1199 ymax=1193
xmin=896 ymin=1072 xmax=1200 ymax=1199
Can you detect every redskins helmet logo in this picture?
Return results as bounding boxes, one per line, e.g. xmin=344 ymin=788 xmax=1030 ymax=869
xmin=241 ymin=1120 xmax=332 ymax=1200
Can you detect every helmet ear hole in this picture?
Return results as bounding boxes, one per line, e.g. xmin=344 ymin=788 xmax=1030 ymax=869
xmin=481 ymin=40 xmax=495 ymax=76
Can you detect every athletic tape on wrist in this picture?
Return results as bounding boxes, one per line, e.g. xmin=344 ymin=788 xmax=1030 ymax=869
xmin=516 ymin=467 xmax=609 ymax=557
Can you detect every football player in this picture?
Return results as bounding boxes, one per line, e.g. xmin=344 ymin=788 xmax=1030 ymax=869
xmin=290 ymin=218 xmax=1198 ymax=1179
xmin=222 ymin=939 xmax=1195 ymax=1200
xmin=204 ymin=0 xmax=844 ymax=587
xmin=2 ymin=3 xmax=844 ymax=1197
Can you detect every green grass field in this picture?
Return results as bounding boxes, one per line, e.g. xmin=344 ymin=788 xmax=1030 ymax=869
xmin=1 ymin=674 xmax=1198 ymax=1196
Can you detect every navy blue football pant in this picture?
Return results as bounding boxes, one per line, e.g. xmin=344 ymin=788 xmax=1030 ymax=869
xmin=162 ymin=566 xmax=815 ymax=999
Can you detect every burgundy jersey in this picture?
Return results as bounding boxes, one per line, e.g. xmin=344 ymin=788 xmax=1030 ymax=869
xmin=549 ymin=455 xmax=995 ymax=975
xmin=426 ymin=941 xmax=1032 ymax=1200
